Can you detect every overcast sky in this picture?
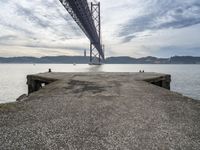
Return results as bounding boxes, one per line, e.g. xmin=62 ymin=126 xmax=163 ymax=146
xmin=0 ymin=0 xmax=200 ymax=58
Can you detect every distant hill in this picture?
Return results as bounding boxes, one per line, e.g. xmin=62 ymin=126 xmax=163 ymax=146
xmin=170 ymin=56 xmax=200 ymax=64
xmin=106 ymin=57 xmax=137 ymax=64
xmin=137 ymin=56 xmax=169 ymax=64
xmin=106 ymin=56 xmax=169 ymax=64
xmin=0 ymin=56 xmax=200 ymax=64
xmin=0 ymin=56 xmax=89 ymax=64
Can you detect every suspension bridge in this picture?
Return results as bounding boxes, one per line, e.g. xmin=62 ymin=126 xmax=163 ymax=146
xmin=59 ymin=0 xmax=104 ymax=64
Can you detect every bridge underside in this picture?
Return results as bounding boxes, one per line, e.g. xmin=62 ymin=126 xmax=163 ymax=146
xmin=59 ymin=0 xmax=104 ymax=63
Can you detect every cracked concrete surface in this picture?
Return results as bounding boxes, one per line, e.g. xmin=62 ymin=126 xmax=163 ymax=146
xmin=0 ymin=72 xmax=199 ymax=149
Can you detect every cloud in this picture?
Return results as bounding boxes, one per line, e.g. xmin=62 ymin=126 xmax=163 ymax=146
xmin=0 ymin=45 xmax=79 ymax=57
xmin=24 ymin=43 xmax=85 ymax=51
xmin=121 ymin=35 xmax=136 ymax=43
xmin=152 ymin=46 xmax=200 ymax=57
xmin=119 ymin=0 xmax=200 ymax=43
xmin=0 ymin=0 xmax=200 ymax=57
xmin=0 ymin=35 xmax=17 ymax=42
xmin=0 ymin=0 xmax=87 ymax=53
xmin=15 ymin=4 xmax=50 ymax=28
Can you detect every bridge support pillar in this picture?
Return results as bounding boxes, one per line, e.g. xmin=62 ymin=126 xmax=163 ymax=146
xmin=90 ymin=42 xmax=101 ymax=64
xmin=89 ymin=2 xmax=103 ymax=65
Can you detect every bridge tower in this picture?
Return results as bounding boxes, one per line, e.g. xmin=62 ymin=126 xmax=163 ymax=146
xmin=90 ymin=2 xmax=102 ymax=64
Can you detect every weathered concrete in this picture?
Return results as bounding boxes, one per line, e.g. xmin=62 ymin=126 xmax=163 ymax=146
xmin=0 ymin=72 xmax=200 ymax=150
xmin=27 ymin=72 xmax=171 ymax=94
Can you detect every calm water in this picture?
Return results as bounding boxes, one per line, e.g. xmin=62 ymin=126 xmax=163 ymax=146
xmin=0 ymin=64 xmax=200 ymax=103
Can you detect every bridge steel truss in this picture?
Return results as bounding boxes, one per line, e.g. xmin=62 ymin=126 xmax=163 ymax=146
xmin=59 ymin=0 xmax=104 ymax=63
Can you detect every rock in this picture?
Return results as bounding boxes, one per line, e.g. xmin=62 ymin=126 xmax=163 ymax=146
xmin=16 ymin=94 xmax=28 ymax=102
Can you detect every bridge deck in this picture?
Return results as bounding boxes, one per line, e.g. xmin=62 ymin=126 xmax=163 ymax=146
xmin=0 ymin=72 xmax=200 ymax=149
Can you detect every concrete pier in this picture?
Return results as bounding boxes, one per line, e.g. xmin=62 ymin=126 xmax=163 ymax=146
xmin=0 ymin=72 xmax=200 ymax=149
xmin=27 ymin=72 xmax=171 ymax=94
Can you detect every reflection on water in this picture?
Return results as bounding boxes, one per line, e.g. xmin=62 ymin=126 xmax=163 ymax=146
xmin=0 ymin=64 xmax=200 ymax=103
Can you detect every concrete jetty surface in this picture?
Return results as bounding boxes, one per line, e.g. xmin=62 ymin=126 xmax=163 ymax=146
xmin=0 ymin=72 xmax=200 ymax=149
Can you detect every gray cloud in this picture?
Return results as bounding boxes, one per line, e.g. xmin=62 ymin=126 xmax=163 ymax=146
xmin=24 ymin=43 xmax=84 ymax=51
xmin=119 ymin=0 xmax=200 ymax=43
xmin=0 ymin=21 xmax=33 ymax=36
xmin=0 ymin=0 xmax=84 ymax=45
xmin=0 ymin=41 xmax=84 ymax=52
xmin=122 ymin=35 xmax=136 ymax=43
xmin=15 ymin=4 xmax=49 ymax=28
xmin=39 ymin=0 xmax=82 ymax=37
xmin=0 ymin=35 xmax=17 ymax=42
xmin=153 ymin=46 xmax=200 ymax=57
xmin=0 ymin=0 xmax=200 ymax=57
